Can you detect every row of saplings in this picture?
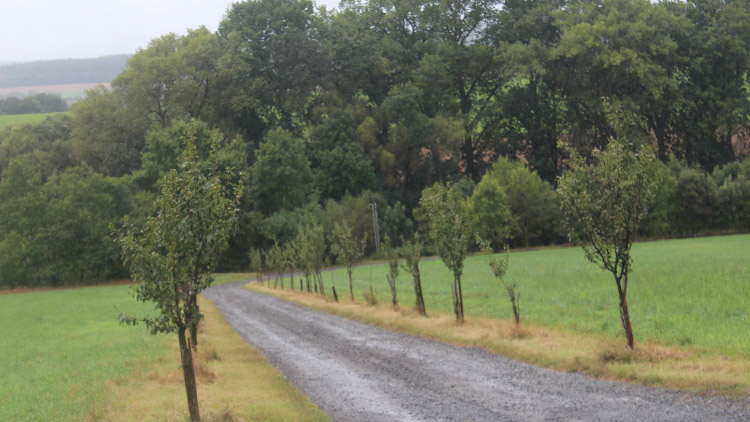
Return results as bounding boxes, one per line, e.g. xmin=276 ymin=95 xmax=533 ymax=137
xmin=116 ymin=126 xmax=653 ymax=422
xmin=254 ymin=137 xmax=652 ymax=353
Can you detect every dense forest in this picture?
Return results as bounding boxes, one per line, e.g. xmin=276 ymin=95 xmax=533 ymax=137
xmin=0 ymin=54 xmax=130 ymax=88
xmin=1 ymin=0 xmax=750 ymax=288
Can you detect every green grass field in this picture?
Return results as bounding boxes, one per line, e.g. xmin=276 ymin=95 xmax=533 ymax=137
xmin=324 ymin=234 xmax=750 ymax=357
xmin=0 ymin=285 xmax=167 ymax=422
xmin=0 ymin=112 xmax=66 ymax=130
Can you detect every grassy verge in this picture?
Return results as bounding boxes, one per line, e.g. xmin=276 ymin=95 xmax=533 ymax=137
xmin=0 ymin=112 xmax=65 ymax=129
xmin=249 ymin=233 xmax=750 ymax=397
xmin=96 ymin=295 xmax=328 ymax=421
xmin=304 ymin=234 xmax=750 ymax=358
xmin=249 ymin=283 xmax=750 ymax=397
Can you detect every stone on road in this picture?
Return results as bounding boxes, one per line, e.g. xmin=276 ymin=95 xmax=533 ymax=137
xmin=204 ymin=282 xmax=749 ymax=422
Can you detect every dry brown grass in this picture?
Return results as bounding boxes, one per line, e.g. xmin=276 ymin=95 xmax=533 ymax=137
xmin=92 ymin=296 xmax=329 ymax=422
xmin=249 ymin=283 xmax=750 ymax=398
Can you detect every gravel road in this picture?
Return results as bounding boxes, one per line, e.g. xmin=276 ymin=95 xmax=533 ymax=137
xmin=204 ymin=281 xmax=750 ymax=421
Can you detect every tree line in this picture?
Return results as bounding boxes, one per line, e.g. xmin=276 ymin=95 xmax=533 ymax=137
xmin=0 ymin=54 xmax=131 ymax=88
xmin=2 ymin=0 xmax=750 ymax=289
xmin=0 ymin=93 xmax=68 ymax=114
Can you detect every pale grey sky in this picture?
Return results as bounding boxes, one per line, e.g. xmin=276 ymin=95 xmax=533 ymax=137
xmin=1 ymin=0 xmax=340 ymax=63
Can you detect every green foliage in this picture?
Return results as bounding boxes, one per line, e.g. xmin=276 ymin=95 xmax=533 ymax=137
xmin=134 ymin=119 xmax=247 ymax=192
xmin=308 ymin=109 xmax=377 ymax=201
xmin=249 ymin=128 xmax=312 ymax=214
xmin=382 ymin=235 xmax=399 ymax=309
xmin=113 ymin=28 xmax=224 ymax=127
xmin=558 ymin=137 xmax=657 ymax=347
xmin=330 ymin=220 xmax=366 ymax=300
xmin=400 ymin=233 xmax=426 ymax=315
xmin=478 ymin=236 xmax=518 ymax=325
xmin=420 ymin=182 xmax=472 ymax=322
xmin=0 ymin=93 xmax=67 ymax=115
xmin=118 ymin=127 xmax=242 ymax=333
xmin=70 ymin=86 xmax=148 ymax=176
xmin=0 ymin=162 xmax=132 ymax=287
xmin=477 ymin=157 xmax=559 ymax=247
xmin=469 ymin=176 xmax=513 ymax=250
xmin=297 ymin=224 xmax=327 ymax=294
xmin=671 ymin=167 xmax=718 ymax=236
xmin=117 ymin=123 xmax=242 ymax=421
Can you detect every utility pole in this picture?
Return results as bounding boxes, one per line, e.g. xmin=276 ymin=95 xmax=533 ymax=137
xmin=369 ymin=196 xmax=381 ymax=254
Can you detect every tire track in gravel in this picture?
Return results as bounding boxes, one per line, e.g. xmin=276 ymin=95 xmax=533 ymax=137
xmin=203 ymin=281 xmax=750 ymax=422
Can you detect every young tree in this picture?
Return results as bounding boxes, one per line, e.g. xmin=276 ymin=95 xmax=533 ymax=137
xmin=420 ymin=183 xmax=472 ymax=323
xmin=401 ymin=234 xmax=426 ymax=316
xmin=117 ymin=126 xmax=242 ymax=422
xmin=382 ymin=236 xmax=399 ymax=309
xmin=248 ymin=247 xmax=265 ymax=286
xmin=557 ymin=137 xmax=656 ymax=349
xmin=477 ymin=237 xmax=518 ymax=325
xmin=330 ymin=221 xmax=367 ymax=300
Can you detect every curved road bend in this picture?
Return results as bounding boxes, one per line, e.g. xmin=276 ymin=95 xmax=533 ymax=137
xmin=204 ymin=282 xmax=750 ymax=422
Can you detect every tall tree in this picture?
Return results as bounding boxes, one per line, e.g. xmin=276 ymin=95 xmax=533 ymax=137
xmin=219 ymin=0 xmax=329 ymax=131
xmin=117 ymin=125 xmax=242 ymax=421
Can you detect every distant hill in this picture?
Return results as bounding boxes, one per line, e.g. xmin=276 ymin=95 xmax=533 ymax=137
xmin=0 ymin=55 xmax=131 ymax=89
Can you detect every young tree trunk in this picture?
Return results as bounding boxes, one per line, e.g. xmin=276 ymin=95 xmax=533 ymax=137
xmin=348 ymin=268 xmax=354 ymax=300
xmin=190 ymin=298 xmax=199 ymax=350
xmin=178 ymin=328 xmax=200 ymax=422
xmin=616 ymin=278 xmax=635 ymax=349
xmin=509 ymin=289 xmax=520 ymax=326
xmin=290 ymin=272 xmax=295 ymax=290
xmin=332 ymin=284 xmax=339 ymax=302
xmin=387 ymin=276 xmax=398 ymax=309
xmin=410 ymin=262 xmax=426 ymax=315
xmin=456 ymin=275 xmax=465 ymax=323
xmin=316 ymin=272 xmax=325 ymax=296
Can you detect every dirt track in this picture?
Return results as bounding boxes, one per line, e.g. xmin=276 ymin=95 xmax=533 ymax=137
xmin=204 ymin=281 xmax=750 ymax=421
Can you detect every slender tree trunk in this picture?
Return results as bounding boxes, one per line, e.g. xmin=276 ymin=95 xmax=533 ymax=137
xmin=190 ymin=297 xmax=199 ymax=350
xmin=509 ymin=289 xmax=520 ymax=325
xmin=332 ymin=284 xmax=339 ymax=302
xmin=348 ymin=268 xmax=354 ymax=300
xmin=616 ymin=278 xmax=634 ymax=349
xmin=413 ymin=268 xmax=426 ymax=316
xmin=178 ymin=328 xmax=200 ymax=422
xmin=456 ymin=275 xmax=465 ymax=323
xmin=316 ymin=271 xmax=325 ymax=296
xmin=387 ymin=276 xmax=398 ymax=309
xmin=290 ymin=272 xmax=295 ymax=290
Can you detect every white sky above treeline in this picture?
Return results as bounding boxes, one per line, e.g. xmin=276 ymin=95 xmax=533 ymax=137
xmin=1 ymin=0 xmax=341 ymax=63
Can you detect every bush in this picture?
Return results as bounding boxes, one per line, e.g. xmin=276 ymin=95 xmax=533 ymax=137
xmin=671 ymin=167 xmax=718 ymax=236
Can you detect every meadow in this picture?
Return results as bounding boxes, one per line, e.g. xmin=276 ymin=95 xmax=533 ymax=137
xmin=319 ymin=234 xmax=750 ymax=358
xmin=0 ymin=112 xmax=65 ymax=130
xmin=0 ymin=273 xmax=326 ymax=422
xmin=0 ymin=285 xmax=167 ymax=421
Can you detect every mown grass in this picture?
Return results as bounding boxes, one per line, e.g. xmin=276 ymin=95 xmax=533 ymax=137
xmin=0 ymin=112 xmax=66 ymax=130
xmin=0 ymin=285 xmax=167 ymax=422
xmin=1 ymin=279 xmax=327 ymax=422
xmin=310 ymin=234 xmax=750 ymax=358
xmin=96 ymin=296 xmax=329 ymax=422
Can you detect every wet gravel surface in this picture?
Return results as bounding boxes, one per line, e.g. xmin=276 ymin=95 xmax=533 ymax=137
xmin=204 ymin=282 xmax=750 ymax=421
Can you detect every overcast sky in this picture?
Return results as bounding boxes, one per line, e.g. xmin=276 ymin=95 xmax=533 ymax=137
xmin=1 ymin=0 xmax=340 ymax=63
